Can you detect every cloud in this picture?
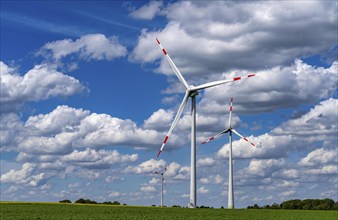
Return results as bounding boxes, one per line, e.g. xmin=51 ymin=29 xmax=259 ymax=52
xmin=199 ymin=174 xmax=223 ymax=185
xmin=277 ymin=180 xmax=299 ymax=188
xmin=127 ymin=159 xmax=190 ymax=182
xmin=105 ymin=176 xmax=124 ymax=183
xmin=20 ymin=96 xmax=239 ymax=156
xmin=25 ymin=105 xmax=89 ymax=136
xmin=38 ymin=34 xmax=127 ymax=61
xmin=76 ymin=112 xmax=161 ymax=148
xmin=109 ymin=191 xmax=121 ymax=197
xmin=305 ymin=165 xmax=337 ymax=175
xmin=0 ymin=113 xmax=24 ymax=151
xmin=197 ymin=157 xmax=216 ymax=167
xmin=149 ymin=177 xmax=160 ymax=185
xmin=321 ymin=190 xmax=337 ymax=198
xmin=273 ymin=169 xmax=300 ymax=179
xmin=68 ymin=183 xmax=80 ymax=188
xmin=200 ymin=177 xmax=210 ymax=184
xmin=243 ymin=159 xmax=285 ymax=177
xmin=279 ymin=190 xmax=296 ymax=197
xmin=143 ymin=108 xmax=174 ymax=131
xmin=172 ymin=166 xmax=190 ymax=181
xmin=214 ymin=175 xmax=223 ymax=184
xmin=1 ymin=105 xmax=167 ymax=154
xmin=131 ymin=1 xmax=337 ymax=76
xmin=164 ymin=162 xmax=181 ymax=177
xmin=126 ymin=158 xmax=166 ymax=174
xmin=0 ymin=163 xmax=48 ymax=187
xmin=129 ymin=1 xmax=163 ymax=20
xmin=216 ymin=133 xmax=294 ymax=159
xmin=273 ymin=98 xmax=338 ymax=138
xmin=198 ymin=60 xmax=337 ymax=115
xmin=62 ymin=148 xmax=138 ymax=169
xmin=13 ymin=148 xmax=139 ymax=173
xmin=140 ymin=185 xmax=156 ymax=193
xmin=299 ymin=148 xmax=337 ymax=167
xmin=0 ymin=62 xmax=87 ymax=114
xmin=198 ymin=186 xmax=209 ymax=194
xmin=19 ymin=133 xmax=75 ymax=155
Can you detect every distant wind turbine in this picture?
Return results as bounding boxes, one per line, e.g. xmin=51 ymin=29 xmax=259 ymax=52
xmin=151 ymin=166 xmax=167 ymax=207
xmin=155 ymin=38 xmax=256 ymax=208
xmin=202 ymin=97 xmax=256 ymax=209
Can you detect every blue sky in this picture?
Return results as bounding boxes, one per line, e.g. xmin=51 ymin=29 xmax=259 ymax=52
xmin=1 ymin=1 xmax=337 ymax=208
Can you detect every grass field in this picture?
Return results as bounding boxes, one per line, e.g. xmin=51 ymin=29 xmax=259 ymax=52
xmin=1 ymin=202 xmax=337 ymax=220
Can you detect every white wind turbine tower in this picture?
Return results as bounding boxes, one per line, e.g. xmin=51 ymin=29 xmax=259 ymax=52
xmin=201 ymin=97 xmax=256 ymax=209
xmin=151 ymin=166 xmax=167 ymax=207
xmin=155 ymin=38 xmax=256 ymax=208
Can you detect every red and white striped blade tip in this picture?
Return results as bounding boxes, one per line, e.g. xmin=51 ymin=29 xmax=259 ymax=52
xmin=156 ymin=38 xmax=160 ymax=44
xmin=233 ymin=74 xmax=255 ymax=81
xmin=243 ymin=138 xmax=256 ymax=147
xmin=203 ymin=136 xmax=215 ymax=144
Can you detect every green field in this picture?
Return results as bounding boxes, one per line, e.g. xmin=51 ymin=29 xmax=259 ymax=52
xmin=1 ymin=202 xmax=337 ymax=220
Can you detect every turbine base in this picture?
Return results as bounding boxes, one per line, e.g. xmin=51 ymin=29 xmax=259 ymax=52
xmin=188 ymin=203 xmax=196 ymax=208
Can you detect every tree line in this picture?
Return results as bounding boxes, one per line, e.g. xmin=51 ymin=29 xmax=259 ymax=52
xmin=247 ymin=198 xmax=338 ymax=210
xmin=59 ymin=198 xmax=337 ymax=210
xmin=59 ymin=198 xmax=125 ymax=205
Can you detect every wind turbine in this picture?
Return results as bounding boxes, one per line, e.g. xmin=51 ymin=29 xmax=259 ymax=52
xmin=201 ymin=97 xmax=255 ymax=209
xmin=151 ymin=166 xmax=167 ymax=207
xmin=155 ymin=38 xmax=255 ymax=208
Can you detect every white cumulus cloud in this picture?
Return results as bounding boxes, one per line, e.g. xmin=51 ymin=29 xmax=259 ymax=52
xmin=299 ymin=148 xmax=337 ymax=167
xmin=0 ymin=163 xmax=47 ymax=187
xmin=0 ymin=62 xmax=87 ymax=114
xmin=62 ymin=148 xmax=138 ymax=169
xmin=39 ymin=34 xmax=127 ymax=61
xmin=140 ymin=185 xmax=156 ymax=193
xmin=129 ymin=1 xmax=163 ymax=20
xmin=198 ymin=186 xmax=209 ymax=194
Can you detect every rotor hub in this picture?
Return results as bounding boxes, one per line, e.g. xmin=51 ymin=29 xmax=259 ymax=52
xmin=188 ymin=89 xmax=199 ymax=97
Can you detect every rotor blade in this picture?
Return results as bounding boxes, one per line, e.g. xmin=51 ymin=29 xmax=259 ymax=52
xmin=151 ymin=171 xmax=160 ymax=174
xmin=192 ymin=74 xmax=255 ymax=91
xmin=228 ymin=97 xmax=233 ymax=128
xmin=157 ymin=92 xmax=190 ymax=157
xmin=201 ymin=128 xmax=230 ymax=144
xmin=156 ymin=38 xmax=189 ymax=89
xmin=231 ymin=128 xmax=256 ymax=147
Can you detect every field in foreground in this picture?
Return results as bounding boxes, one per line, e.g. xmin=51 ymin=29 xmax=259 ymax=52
xmin=1 ymin=202 xmax=337 ymax=220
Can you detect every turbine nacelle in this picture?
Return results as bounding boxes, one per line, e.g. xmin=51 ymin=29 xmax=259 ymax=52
xmin=188 ymin=89 xmax=199 ymax=97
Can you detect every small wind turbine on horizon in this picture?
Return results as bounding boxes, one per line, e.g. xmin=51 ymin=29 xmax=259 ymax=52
xmin=202 ymin=97 xmax=256 ymax=209
xmin=155 ymin=38 xmax=256 ymax=208
xmin=151 ymin=166 xmax=167 ymax=207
